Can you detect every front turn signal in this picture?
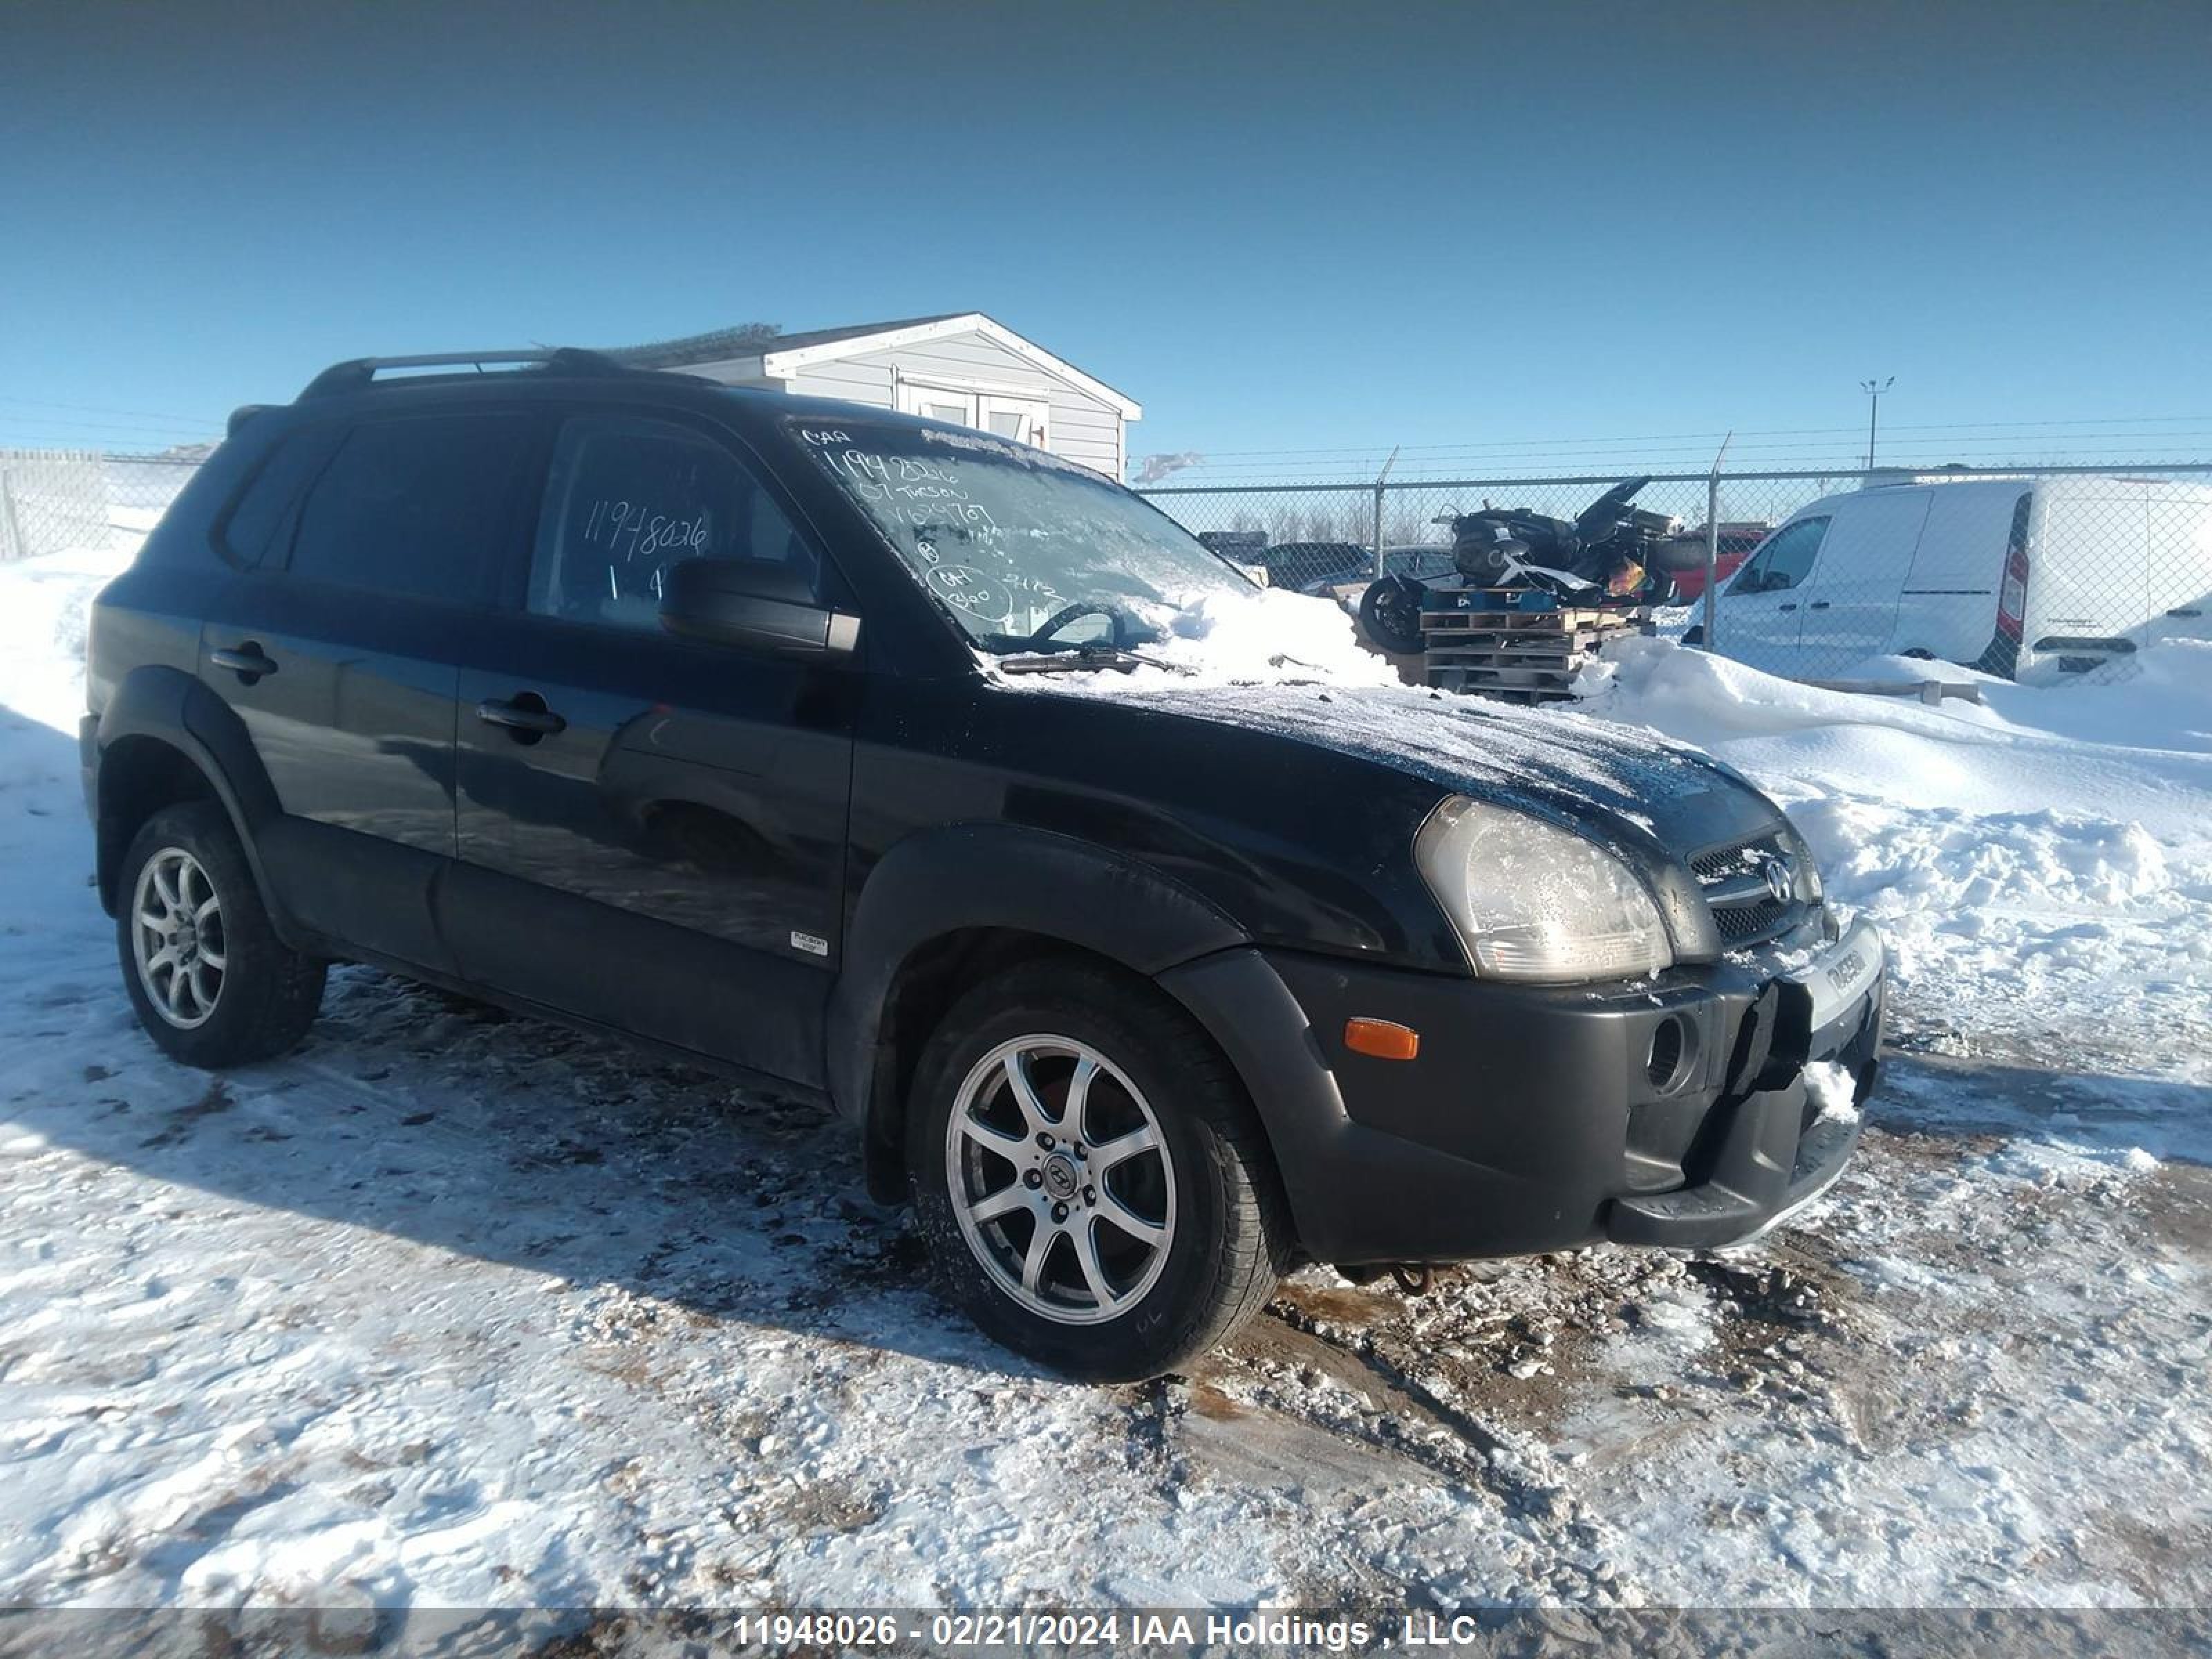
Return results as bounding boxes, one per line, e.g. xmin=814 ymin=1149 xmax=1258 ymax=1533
xmin=1344 ymin=1018 xmax=1421 ymax=1061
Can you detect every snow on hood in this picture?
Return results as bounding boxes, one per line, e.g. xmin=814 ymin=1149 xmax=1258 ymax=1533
xmin=986 ymin=587 xmax=1762 ymax=836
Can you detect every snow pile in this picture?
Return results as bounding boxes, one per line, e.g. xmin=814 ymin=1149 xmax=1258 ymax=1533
xmin=1803 ymin=1060 xmax=1862 ymax=1125
xmin=986 ymin=585 xmax=1402 ymax=691
xmin=1579 ymin=637 xmax=2212 ymax=1079
xmin=1143 ymin=586 xmax=1402 ymax=686
xmin=0 ymin=540 xmax=133 ymax=731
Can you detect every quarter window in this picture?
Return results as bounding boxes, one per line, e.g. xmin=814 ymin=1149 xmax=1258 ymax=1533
xmin=288 ymin=412 xmax=536 ymax=601
xmin=219 ymin=425 xmax=344 ymax=568
xmin=526 ymin=415 xmax=817 ymax=630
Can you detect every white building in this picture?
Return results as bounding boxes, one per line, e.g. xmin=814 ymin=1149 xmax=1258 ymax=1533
xmin=612 ymin=313 xmax=1141 ymax=480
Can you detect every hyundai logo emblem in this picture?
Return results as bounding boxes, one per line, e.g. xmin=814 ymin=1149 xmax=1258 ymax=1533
xmin=1759 ymin=853 xmax=1797 ymax=904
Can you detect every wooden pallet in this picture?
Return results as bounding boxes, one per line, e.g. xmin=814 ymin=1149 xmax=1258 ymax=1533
xmin=1421 ymin=597 xmax=1649 ymax=704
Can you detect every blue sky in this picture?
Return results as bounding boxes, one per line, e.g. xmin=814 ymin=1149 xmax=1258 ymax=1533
xmin=3 ymin=1 xmax=2208 ymax=476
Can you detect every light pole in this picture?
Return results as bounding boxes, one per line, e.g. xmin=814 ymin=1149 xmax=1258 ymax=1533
xmin=1861 ymin=377 xmax=1894 ymax=471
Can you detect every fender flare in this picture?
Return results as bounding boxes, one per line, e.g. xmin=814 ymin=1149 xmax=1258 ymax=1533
xmin=93 ymin=665 xmax=292 ymax=934
xmin=827 ymin=821 xmax=1252 ymax=1161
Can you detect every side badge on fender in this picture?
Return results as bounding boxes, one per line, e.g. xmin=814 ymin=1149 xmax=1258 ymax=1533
xmin=789 ymin=931 xmax=830 ymax=958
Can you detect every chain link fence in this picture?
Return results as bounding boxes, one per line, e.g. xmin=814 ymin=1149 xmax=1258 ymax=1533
xmin=0 ymin=450 xmax=203 ymax=565
xmin=1143 ymin=463 xmax=2212 ymax=686
xmin=7 ymin=447 xmax=2207 ymax=693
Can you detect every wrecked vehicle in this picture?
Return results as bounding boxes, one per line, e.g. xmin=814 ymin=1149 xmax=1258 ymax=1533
xmin=83 ymin=350 xmax=1885 ymax=1380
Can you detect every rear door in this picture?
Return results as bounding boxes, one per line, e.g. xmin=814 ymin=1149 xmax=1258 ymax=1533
xmin=1794 ymin=487 xmax=1931 ymax=669
xmin=196 ymin=407 xmax=541 ymax=971
xmin=1716 ymin=514 xmax=1830 ymax=673
xmin=441 ymin=407 xmax=857 ymax=1087
xmin=2146 ymin=484 xmax=2212 ymax=648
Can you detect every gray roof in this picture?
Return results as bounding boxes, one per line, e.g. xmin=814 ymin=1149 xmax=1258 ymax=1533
xmin=601 ymin=314 xmax=967 ymax=371
xmin=598 ymin=312 xmax=1137 ymax=414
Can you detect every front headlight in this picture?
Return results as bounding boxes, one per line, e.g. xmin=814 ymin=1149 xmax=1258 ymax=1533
xmin=1414 ymin=796 xmax=1672 ymax=982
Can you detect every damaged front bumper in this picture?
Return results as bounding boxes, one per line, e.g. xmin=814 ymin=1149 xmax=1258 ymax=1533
xmin=1159 ymin=917 xmax=1886 ymax=1267
xmin=1608 ymin=916 xmax=1884 ymax=1248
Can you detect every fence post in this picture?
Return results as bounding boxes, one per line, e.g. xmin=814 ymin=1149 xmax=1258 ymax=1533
xmin=1700 ymin=469 xmax=1719 ymax=650
xmin=0 ymin=471 xmax=21 ymax=565
xmin=1372 ymin=447 xmax=1398 ymax=579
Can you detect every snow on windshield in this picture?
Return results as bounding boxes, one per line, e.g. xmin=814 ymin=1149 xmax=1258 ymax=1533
xmin=792 ymin=419 xmax=1254 ymax=649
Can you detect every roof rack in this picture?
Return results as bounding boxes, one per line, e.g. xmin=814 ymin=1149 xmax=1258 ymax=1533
xmin=296 ymin=347 xmax=639 ymax=401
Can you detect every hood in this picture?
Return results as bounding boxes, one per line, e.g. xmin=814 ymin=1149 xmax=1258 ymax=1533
xmin=1054 ymin=679 xmax=1787 ymax=859
xmin=980 ymin=584 xmax=1780 ymax=851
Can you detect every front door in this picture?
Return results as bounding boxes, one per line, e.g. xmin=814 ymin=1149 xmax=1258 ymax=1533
xmin=1717 ymin=514 xmax=1830 ymax=675
xmin=442 ymin=409 xmax=857 ymax=1087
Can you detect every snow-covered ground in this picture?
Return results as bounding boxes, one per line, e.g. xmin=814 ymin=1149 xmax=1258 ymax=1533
xmin=1 ymin=541 xmax=2206 ymax=1624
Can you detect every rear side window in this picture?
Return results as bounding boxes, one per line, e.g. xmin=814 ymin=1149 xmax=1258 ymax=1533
xmin=526 ymin=413 xmax=818 ymax=630
xmin=1730 ymin=515 xmax=1829 ymax=593
xmin=288 ymin=412 xmax=537 ymax=601
xmin=218 ymin=425 xmax=344 ymax=567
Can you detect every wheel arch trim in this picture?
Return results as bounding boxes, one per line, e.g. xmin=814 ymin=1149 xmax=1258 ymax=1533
xmin=93 ymin=666 xmax=289 ymax=931
xmin=830 ymin=823 xmax=1253 ymax=1190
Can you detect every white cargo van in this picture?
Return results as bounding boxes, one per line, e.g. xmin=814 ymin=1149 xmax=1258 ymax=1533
xmin=1704 ymin=474 xmax=2212 ymax=683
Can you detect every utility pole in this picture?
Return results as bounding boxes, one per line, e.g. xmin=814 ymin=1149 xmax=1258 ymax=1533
xmin=1861 ymin=377 xmax=1894 ymax=471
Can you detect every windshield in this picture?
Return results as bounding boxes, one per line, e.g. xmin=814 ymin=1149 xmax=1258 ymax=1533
xmin=790 ymin=418 xmax=1255 ymax=653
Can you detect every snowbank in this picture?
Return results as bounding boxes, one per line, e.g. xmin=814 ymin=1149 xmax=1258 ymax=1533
xmin=1579 ymin=637 xmax=2212 ymax=1080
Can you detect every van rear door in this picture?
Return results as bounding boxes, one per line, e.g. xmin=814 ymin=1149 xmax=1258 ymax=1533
xmin=1794 ymin=487 xmax=1930 ymax=671
xmin=2145 ymin=482 xmax=2212 ymax=650
xmin=2029 ymin=480 xmax=2156 ymax=674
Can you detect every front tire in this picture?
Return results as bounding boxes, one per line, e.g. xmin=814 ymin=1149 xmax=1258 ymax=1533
xmin=118 ymin=802 xmax=326 ymax=1067
xmin=908 ymin=960 xmax=1291 ymax=1381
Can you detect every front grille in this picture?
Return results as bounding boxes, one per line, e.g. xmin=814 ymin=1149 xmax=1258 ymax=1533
xmin=1690 ymin=835 xmax=1779 ymax=884
xmin=1712 ymin=897 xmax=1790 ymax=941
xmin=1690 ymin=833 xmax=1801 ymax=947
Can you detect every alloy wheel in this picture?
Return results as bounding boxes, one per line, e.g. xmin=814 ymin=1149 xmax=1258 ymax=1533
xmin=944 ymin=1035 xmax=1177 ymax=1326
xmin=131 ymin=847 xmax=226 ymax=1030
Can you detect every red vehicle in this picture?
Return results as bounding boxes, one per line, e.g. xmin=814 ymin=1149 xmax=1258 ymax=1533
xmin=1666 ymin=524 xmax=1769 ymax=601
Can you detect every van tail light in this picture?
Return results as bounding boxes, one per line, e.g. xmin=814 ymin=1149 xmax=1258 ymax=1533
xmin=1997 ymin=494 xmax=2031 ymax=644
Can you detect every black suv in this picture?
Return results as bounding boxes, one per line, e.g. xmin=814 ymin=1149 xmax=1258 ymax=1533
xmin=82 ymin=350 xmax=1886 ymax=1380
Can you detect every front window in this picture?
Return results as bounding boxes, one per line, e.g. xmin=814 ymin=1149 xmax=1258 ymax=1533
xmin=790 ymin=418 xmax=1253 ymax=652
xmin=1728 ymin=514 xmax=1830 ymax=594
xmin=528 ymin=413 xmax=817 ymax=630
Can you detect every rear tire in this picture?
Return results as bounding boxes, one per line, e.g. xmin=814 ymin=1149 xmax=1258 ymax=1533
xmin=908 ymin=959 xmax=1291 ymax=1382
xmin=117 ymin=803 xmax=326 ymax=1068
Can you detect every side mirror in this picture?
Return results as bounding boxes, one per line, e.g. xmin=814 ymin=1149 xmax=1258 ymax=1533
xmin=659 ymin=559 xmax=860 ymax=661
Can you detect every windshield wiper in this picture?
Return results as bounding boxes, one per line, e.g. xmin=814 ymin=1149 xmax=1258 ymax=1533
xmin=995 ymin=643 xmax=1191 ymax=675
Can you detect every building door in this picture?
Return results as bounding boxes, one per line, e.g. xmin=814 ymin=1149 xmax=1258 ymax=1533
xmin=896 ymin=380 xmax=1051 ymax=449
xmin=977 ymin=393 xmax=1050 ymax=448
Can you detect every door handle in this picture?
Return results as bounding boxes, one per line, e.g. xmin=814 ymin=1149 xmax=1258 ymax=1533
xmin=209 ymin=644 xmax=278 ymax=680
xmin=1778 ymin=602 xmax=1798 ymax=612
xmin=476 ymin=696 xmax=567 ymax=739
xmin=1808 ymin=601 xmax=1832 ymax=610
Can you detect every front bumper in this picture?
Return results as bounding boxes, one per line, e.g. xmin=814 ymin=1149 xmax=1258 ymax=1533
xmin=1159 ymin=917 xmax=1884 ymax=1266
